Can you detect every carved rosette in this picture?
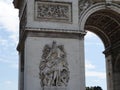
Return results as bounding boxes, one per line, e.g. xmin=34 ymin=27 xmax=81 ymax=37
xmin=39 ymin=41 xmax=70 ymax=87
xmin=35 ymin=1 xmax=72 ymax=23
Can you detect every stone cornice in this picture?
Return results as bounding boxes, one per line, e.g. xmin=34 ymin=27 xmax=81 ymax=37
xmin=17 ymin=28 xmax=86 ymax=51
xmin=25 ymin=27 xmax=86 ymax=34
xmin=13 ymin=0 xmax=19 ymax=9
xmin=103 ymin=41 xmax=120 ymax=56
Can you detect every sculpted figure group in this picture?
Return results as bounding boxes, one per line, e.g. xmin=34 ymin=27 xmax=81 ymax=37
xmin=39 ymin=41 xmax=70 ymax=87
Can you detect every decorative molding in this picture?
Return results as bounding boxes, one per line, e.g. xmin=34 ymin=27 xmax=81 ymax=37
xmin=17 ymin=29 xmax=86 ymax=51
xmin=39 ymin=41 xmax=70 ymax=87
xmin=103 ymin=41 xmax=120 ymax=56
xmin=25 ymin=27 xmax=86 ymax=39
xmin=35 ymin=1 xmax=72 ymax=23
xmin=25 ymin=27 xmax=86 ymax=34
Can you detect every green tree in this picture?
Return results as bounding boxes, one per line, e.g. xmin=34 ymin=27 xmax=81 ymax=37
xmin=86 ymin=86 xmax=103 ymax=90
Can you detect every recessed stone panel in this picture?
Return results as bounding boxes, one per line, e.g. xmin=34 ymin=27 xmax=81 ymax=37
xmin=35 ymin=1 xmax=72 ymax=23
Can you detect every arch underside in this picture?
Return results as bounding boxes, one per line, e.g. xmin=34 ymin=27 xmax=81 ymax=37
xmin=85 ymin=9 xmax=120 ymax=90
xmin=85 ymin=9 xmax=120 ymax=69
xmin=85 ymin=9 xmax=120 ymax=48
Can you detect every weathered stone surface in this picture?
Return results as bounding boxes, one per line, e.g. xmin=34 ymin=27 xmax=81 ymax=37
xmin=35 ymin=1 xmax=72 ymax=23
xmin=13 ymin=0 xmax=120 ymax=90
xmin=24 ymin=37 xmax=85 ymax=90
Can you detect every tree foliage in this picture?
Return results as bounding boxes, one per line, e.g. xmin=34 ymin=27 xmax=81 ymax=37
xmin=86 ymin=86 xmax=103 ymax=90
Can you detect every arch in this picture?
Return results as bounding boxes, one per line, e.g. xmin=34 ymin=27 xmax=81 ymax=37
xmin=85 ymin=31 xmax=106 ymax=90
xmin=80 ymin=2 xmax=120 ymax=47
xmin=85 ymin=25 xmax=110 ymax=48
xmin=80 ymin=2 xmax=120 ymax=31
xmin=83 ymin=2 xmax=120 ymax=90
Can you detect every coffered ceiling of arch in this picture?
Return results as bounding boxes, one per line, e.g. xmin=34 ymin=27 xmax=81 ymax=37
xmin=85 ymin=10 xmax=120 ymax=47
xmin=92 ymin=0 xmax=105 ymax=3
xmin=92 ymin=0 xmax=120 ymax=3
xmin=91 ymin=0 xmax=120 ymax=4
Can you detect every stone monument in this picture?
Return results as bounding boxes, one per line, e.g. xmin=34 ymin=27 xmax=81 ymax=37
xmin=13 ymin=0 xmax=120 ymax=90
xmin=13 ymin=0 xmax=86 ymax=90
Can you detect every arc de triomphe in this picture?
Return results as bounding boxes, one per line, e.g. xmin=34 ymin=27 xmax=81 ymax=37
xmin=13 ymin=0 xmax=120 ymax=90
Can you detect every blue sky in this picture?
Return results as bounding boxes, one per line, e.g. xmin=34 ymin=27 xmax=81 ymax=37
xmin=0 ymin=0 xmax=106 ymax=90
xmin=85 ymin=32 xmax=106 ymax=90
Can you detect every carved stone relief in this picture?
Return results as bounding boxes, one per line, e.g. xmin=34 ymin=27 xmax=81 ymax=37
xmin=79 ymin=0 xmax=93 ymax=15
xmin=39 ymin=41 xmax=70 ymax=87
xmin=35 ymin=1 xmax=72 ymax=23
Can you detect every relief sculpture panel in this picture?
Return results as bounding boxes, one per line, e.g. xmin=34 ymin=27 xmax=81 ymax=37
xmin=39 ymin=41 xmax=70 ymax=87
xmin=35 ymin=1 xmax=72 ymax=23
xmin=79 ymin=0 xmax=93 ymax=15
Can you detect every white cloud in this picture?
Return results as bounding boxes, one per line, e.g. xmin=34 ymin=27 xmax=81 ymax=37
xmin=0 ymin=58 xmax=18 ymax=69
xmin=85 ymin=31 xmax=104 ymax=47
xmin=86 ymin=71 xmax=106 ymax=79
xmin=4 ymin=80 xmax=13 ymax=85
xmin=0 ymin=0 xmax=12 ymax=3
xmin=9 ymin=33 xmax=18 ymax=45
xmin=0 ymin=0 xmax=19 ymax=44
xmin=85 ymin=60 xmax=95 ymax=70
xmin=85 ymin=31 xmax=95 ymax=39
xmin=85 ymin=42 xmax=103 ymax=46
xmin=0 ymin=37 xmax=8 ymax=46
xmin=0 ymin=0 xmax=19 ymax=33
xmin=10 ymin=62 xmax=18 ymax=69
xmin=85 ymin=60 xmax=106 ymax=79
xmin=3 ymin=80 xmax=18 ymax=90
xmin=0 ymin=58 xmax=10 ymax=63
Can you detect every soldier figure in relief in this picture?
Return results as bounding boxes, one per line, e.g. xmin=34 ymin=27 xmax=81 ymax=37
xmin=39 ymin=41 xmax=70 ymax=87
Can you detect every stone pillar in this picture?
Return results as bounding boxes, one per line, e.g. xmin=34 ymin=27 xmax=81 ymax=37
xmin=105 ymin=54 xmax=114 ymax=90
xmin=112 ymin=46 xmax=120 ymax=90
xmin=22 ymin=31 xmax=86 ymax=90
xmin=13 ymin=0 xmax=86 ymax=90
xmin=104 ymin=44 xmax=120 ymax=90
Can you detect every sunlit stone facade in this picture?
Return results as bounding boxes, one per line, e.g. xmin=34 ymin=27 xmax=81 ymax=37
xmin=13 ymin=0 xmax=120 ymax=90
